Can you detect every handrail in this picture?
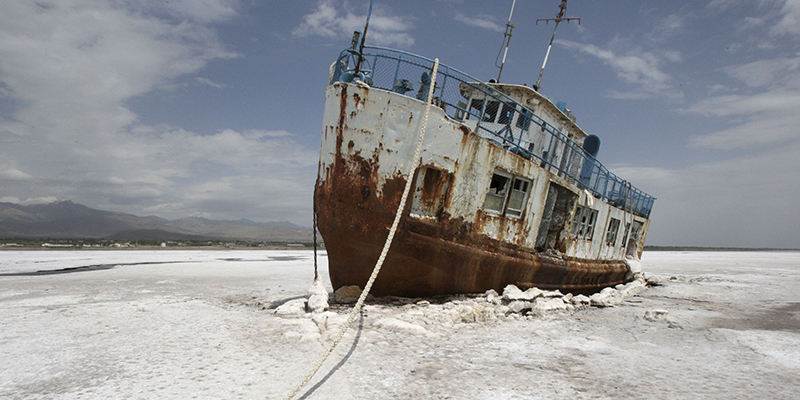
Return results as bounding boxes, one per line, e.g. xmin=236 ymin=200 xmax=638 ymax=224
xmin=331 ymin=46 xmax=655 ymax=218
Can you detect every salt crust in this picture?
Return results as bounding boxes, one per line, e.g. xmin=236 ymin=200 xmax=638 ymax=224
xmin=276 ymin=278 xmax=650 ymax=340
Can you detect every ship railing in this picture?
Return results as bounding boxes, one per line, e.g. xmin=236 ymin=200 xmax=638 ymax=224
xmin=331 ymin=46 xmax=655 ymax=218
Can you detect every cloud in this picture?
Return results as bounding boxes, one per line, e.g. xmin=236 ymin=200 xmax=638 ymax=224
xmin=686 ymin=56 xmax=800 ymax=150
xmin=0 ymin=1 xmax=320 ymax=225
xmin=772 ymin=0 xmax=800 ymax=36
xmin=632 ymin=1 xmax=800 ymax=248
xmin=0 ymin=196 xmax=60 ymax=205
xmin=99 ymin=127 xmax=319 ymax=222
xmin=689 ymin=90 xmax=800 ymax=117
xmin=0 ymin=166 xmax=31 ymax=181
xmin=194 ymin=77 xmax=227 ymax=89
xmin=558 ymin=40 xmax=681 ymax=100
xmin=689 ymin=111 xmax=800 ymax=149
xmin=292 ymin=0 xmax=414 ymax=48
xmin=723 ymin=55 xmax=800 ymax=89
xmin=613 ymin=139 xmax=800 ymax=248
xmin=644 ymin=14 xmax=685 ymax=43
xmin=0 ymin=124 xmax=319 ymax=222
xmin=454 ymin=13 xmax=504 ymax=33
xmin=0 ymin=1 xmax=238 ymax=142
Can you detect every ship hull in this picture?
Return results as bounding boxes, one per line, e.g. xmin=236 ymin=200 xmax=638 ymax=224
xmin=316 ymin=83 xmax=638 ymax=297
xmin=317 ymin=175 xmax=629 ymax=297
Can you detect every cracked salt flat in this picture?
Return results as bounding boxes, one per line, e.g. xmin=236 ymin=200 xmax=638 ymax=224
xmin=0 ymin=250 xmax=798 ymax=399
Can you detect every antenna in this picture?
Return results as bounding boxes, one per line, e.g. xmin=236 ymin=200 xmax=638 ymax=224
xmin=495 ymin=0 xmax=517 ymax=82
xmin=534 ymin=0 xmax=581 ymax=91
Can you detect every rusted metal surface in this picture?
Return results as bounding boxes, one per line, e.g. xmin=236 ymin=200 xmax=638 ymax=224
xmin=316 ymin=82 xmax=647 ymax=297
xmin=316 ymin=158 xmax=627 ymax=296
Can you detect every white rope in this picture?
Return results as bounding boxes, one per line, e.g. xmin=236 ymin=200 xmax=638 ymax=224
xmin=281 ymin=58 xmax=441 ymax=400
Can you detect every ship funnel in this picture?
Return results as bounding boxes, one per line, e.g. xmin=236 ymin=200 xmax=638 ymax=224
xmin=583 ymin=134 xmax=600 ymax=158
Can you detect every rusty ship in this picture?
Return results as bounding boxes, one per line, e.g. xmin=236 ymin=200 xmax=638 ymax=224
xmin=315 ymin=11 xmax=655 ymax=297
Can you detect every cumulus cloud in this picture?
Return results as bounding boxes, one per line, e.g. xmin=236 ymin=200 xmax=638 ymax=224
xmin=689 ymin=110 xmax=800 ymax=149
xmin=454 ymin=13 xmax=504 ymax=33
xmin=0 ymin=1 xmax=319 ymax=224
xmin=687 ymin=55 xmax=800 ymax=150
xmin=723 ymin=55 xmax=800 ymax=89
xmin=0 ymin=1 xmax=238 ymax=141
xmin=637 ymin=0 xmax=800 ymax=248
xmin=644 ymin=14 xmax=685 ymax=43
xmin=772 ymin=0 xmax=800 ymax=35
xmin=97 ymin=127 xmax=319 ymax=221
xmin=292 ymin=0 xmax=415 ymax=48
xmin=558 ymin=40 xmax=681 ymax=100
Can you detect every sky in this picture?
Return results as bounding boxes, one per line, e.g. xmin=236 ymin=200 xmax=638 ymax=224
xmin=1 ymin=0 xmax=798 ymax=249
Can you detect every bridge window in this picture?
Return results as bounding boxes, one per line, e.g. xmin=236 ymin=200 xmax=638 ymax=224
xmin=497 ymin=103 xmax=515 ymax=125
xmin=483 ymin=100 xmax=500 ymax=122
xmin=469 ymin=98 xmax=511 ymax=125
xmin=516 ymin=108 xmax=531 ymax=131
xmin=469 ymin=98 xmax=484 ymax=118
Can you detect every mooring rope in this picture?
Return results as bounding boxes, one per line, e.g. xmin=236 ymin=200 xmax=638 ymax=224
xmin=281 ymin=58 xmax=440 ymax=400
xmin=312 ymin=180 xmax=319 ymax=280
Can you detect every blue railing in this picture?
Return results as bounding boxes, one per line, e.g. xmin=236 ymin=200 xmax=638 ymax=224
xmin=331 ymin=46 xmax=655 ymax=218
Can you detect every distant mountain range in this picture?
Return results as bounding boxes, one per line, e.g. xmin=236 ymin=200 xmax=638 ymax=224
xmin=0 ymin=200 xmax=312 ymax=242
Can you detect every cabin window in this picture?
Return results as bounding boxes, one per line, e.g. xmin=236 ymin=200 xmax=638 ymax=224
xmin=484 ymin=171 xmax=532 ymax=218
xmin=516 ymin=108 xmax=531 ymax=131
xmin=469 ymin=98 xmax=484 ymax=118
xmin=484 ymin=172 xmax=511 ymax=213
xmin=571 ymin=206 xmax=598 ymax=239
xmin=497 ymin=103 xmax=515 ymax=125
xmin=483 ymin=101 xmax=500 ymax=122
xmin=606 ymin=218 xmax=621 ymax=246
xmin=506 ymin=178 xmax=531 ymax=217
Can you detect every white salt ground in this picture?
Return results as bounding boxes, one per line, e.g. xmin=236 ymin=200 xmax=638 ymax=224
xmin=1 ymin=249 xmax=799 ymax=399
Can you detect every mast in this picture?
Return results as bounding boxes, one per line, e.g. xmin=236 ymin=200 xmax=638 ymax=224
xmin=354 ymin=0 xmax=375 ymax=76
xmin=496 ymin=0 xmax=517 ymax=82
xmin=534 ymin=0 xmax=580 ymax=91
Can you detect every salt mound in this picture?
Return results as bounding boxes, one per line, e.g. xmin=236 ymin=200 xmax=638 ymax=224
xmin=307 ymin=276 xmax=329 ymax=313
xmin=276 ymin=278 xmax=650 ymax=343
xmin=275 ymin=298 xmax=307 ymax=316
